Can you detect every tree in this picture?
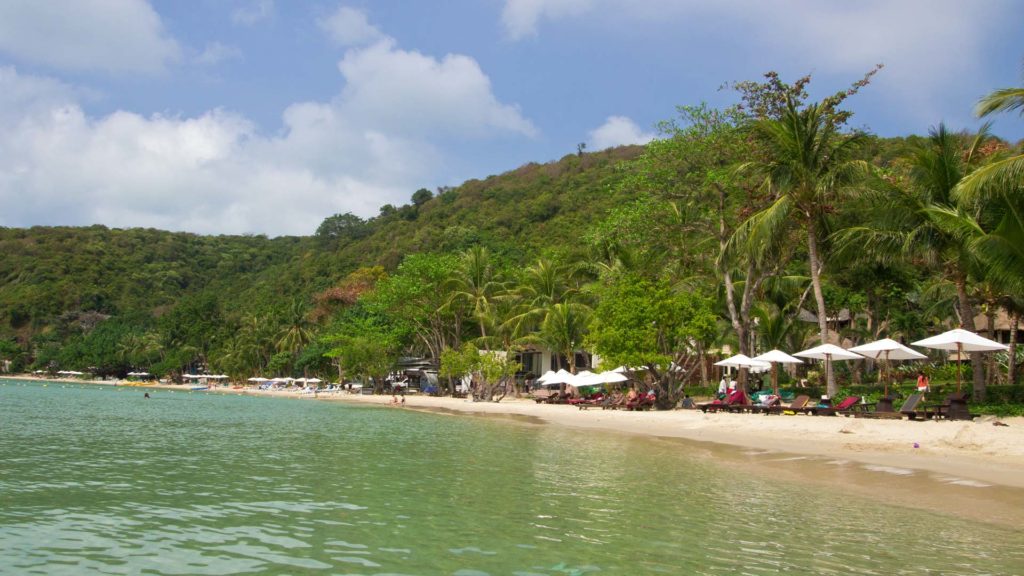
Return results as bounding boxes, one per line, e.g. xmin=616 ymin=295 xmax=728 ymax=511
xmin=276 ymin=299 xmax=315 ymax=374
xmin=837 ymin=125 xmax=997 ymax=398
xmin=958 ymin=86 xmax=1024 ymax=198
xmin=368 ymin=253 xmax=462 ymax=363
xmin=315 ymin=212 xmax=370 ymax=245
xmin=587 ymin=273 xmax=717 ymax=408
xmin=733 ymin=96 xmax=868 ymax=396
xmin=446 ymin=246 xmax=506 ymax=347
xmin=520 ymin=302 xmax=591 ymax=373
xmin=411 ymin=188 xmax=433 ymax=207
xmin=440 ymin=342 xmax=521 ymax=402
xmin=322 ymin=311 xmax=399 ymax=393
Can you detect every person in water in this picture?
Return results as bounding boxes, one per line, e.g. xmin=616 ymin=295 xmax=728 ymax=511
xmin=144 ymin=392 xmax=150 ymax=399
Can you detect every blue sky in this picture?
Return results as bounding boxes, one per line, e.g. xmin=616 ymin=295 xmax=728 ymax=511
xmin=0 ymin=0 xmax=1021 ymax=236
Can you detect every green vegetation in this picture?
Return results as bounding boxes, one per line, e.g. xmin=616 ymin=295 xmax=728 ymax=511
xmin=1 ymin=70 xmax=1022 ymax=410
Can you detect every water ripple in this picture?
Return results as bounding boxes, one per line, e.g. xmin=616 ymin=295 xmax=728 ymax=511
xmin=2 ymin=380 xmax=1023 ymax=575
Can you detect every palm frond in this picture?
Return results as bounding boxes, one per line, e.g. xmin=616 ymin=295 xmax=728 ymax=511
xmin=975 ymin=87 xmax=1024 ymax=118
xmin=955 ymin=153 xmax=1024 ymax=204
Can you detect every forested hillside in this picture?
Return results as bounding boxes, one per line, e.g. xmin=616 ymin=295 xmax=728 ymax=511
xmin=0 ymin=145 xmax=644 ymax=376
xmin=2 ymin=70 xmax=1022 ymax=409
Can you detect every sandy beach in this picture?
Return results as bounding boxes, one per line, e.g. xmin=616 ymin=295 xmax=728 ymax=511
xmin=8 ymin=375 xmax=1024 ymax=496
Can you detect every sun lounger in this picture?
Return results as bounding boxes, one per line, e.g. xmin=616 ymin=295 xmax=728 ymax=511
xmin=532 ymin=389 xmax=557 ymax=403
xmin=855 ymin=393 xmax=923 ymax=419
xmin=921 ymin=392 xmax=976 ymax=421
xmin=763 ymin=394 xmax=810 ymax=415
xmin=627 ymin=393 xmax=656 ymax=411
xmin=806 ymin=396 xmax=861 ymax=416
xmin=698 ymin=390 xmax=747 ymax=413
xmin=571 ymin=393 xmax=605 ymax=409
xmin=745 ymin=394 xmax=781 ymax=414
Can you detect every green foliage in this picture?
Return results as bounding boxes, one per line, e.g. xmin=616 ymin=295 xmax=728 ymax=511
xmin=588 ymin=272 xmax=716 ymax=405
xmin=440 ymin=342 xmax=520 ymax=402
xmin=1 ymin=69 xmax=1022 ymax=414
xmin=315 ymin=212 xmax=370 ymax=246
xmin=411 ymin=188 xmax=434 ymax=206
xmin=321 ymin=306 xmax=400 ymax=391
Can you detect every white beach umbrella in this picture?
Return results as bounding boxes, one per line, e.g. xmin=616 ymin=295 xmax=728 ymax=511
xmin=849 ymin=338 xmax=927 ymax=396
xmin=912 ymin=329 xmax=1008 ymax=392
xmin=545 ymin=369 xmax=576 ymax=385
xmin=306 ymin=378 xmax=322 ymax=384
xmin=536 ymin=370 xmax=557 ymax=384
xmin=714 ymin=354 xmax=771 ymax=372
xmin=573 ymin=370 xmax=622 ymax=388
xmin=247 ymin=377 xmax=268 ymax=382
xmin=794 ymin=344 xmax=863 ymax=397
xmin=568 ymin=370 xmax=597 ymax=388
xmin=599 ymin=371 xmax=629 ymax=384
xmin=752 ymin=350 xmax=804 ymax=396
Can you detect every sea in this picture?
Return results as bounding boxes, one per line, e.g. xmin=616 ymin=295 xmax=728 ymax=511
xmin=1 ymin=379 xmax=1022 ymax=575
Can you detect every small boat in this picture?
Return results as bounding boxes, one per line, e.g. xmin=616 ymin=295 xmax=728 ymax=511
xmin=190 ymin=386 xmax=209 ymax=391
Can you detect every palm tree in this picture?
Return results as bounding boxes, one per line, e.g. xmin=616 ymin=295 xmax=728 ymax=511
xmin=520 ymin=302 xmax=591 ymax=373
xmin=276 ymin=300 xmax=314 ymax=372
xmin=447 ymin=246 xmax=506 ymax=348
xmin=958 ymin=86 xmax=1024 ymax=198
xmin=732 ymin=97 xmax=867 ymax=396
xmin=504 ymin=258 xmax=585 ymax=337
xmin=837 ymin=125 xmax=992 ymax=397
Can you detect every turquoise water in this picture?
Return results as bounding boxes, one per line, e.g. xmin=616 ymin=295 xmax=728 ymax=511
xmin=1 ymin=379 xmax=1022 ymax=575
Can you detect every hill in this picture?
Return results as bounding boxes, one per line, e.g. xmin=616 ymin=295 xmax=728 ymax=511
xmin=0 ymin=145 xmax=645 ymax=373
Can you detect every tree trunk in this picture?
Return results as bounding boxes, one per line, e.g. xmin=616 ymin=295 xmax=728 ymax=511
xmin=806 ymin=224 xmax=835 ymax=396
xmin=954 ymin=276 xmax=985 ymax=401
xmin=1008 ymin=311 xmax=1019 ymax=386
xmin=986 ymin=307 xmax=997 ymax=386
xmin=720 ymin=186 xmax=745 ymax=356
xmin=697 ymin=344 xmax=708 ymax=386
xmin=723 ymin=268 xmax=745 ymax=353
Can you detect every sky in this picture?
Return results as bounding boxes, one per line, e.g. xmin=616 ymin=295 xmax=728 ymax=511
xmin=0 ymin=0 xmax=1022 ymax=237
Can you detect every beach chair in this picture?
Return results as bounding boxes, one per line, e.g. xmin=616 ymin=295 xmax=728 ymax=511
xmin=698 ymin=390 xmax=747 ymax=413
xmin=600 ymin=394 xmax=627 ymax=410
xmin=571 ymin=393 xmax=605 ymax=409
xmin=627 ymin=393 xmax=656 ymax=411
xmin=532 ymin=389 xmax=556 ymax=403
xmin=921 ymin=392 xmax=975 ymax=421
xmin=746 ymin=394 xmax=781 ymax=414
xmin=855 ymin=393 xmax=923 ymax=420
xmin=763 ymin=394 xmax=810 ymax=415
xmin=806 ymin=396 xmax=861 ymax=416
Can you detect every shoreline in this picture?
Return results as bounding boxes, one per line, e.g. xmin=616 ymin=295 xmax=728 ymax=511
xmin=7 ymin=375 xmax=1024 ymax=491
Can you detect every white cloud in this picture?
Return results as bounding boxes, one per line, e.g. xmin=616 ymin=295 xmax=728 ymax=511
xmin=0 ymin=0 xmax=181 ymax=74
xmin=336 ymin=40 xmax=537 ymax=138
xmin=195 ymin=42 xmax=242 ymax=66
xmin=587 ymin=116 xmax=653 ymax=150
xmin=0 ymin=20 xmax=535 ymax=236
xmin=318 ymin=6 xmax=385 ymax=47
xmin=231 ymin=0 xmax=274 ymax=26
xmin=501 ymin=0 xmax=593 ymax=40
